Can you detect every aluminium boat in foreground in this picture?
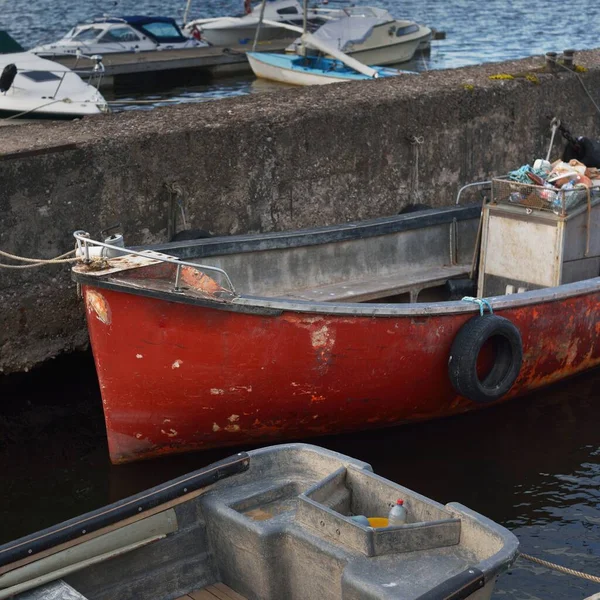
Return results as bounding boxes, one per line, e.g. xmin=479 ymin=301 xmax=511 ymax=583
xmin=0 ymin=444 xmax=519 ymax=600
xmin=72 ymin=183 xmax=600 ymax=464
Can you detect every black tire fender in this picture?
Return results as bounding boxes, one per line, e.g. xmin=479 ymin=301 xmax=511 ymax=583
xmin=448 ymin=314 xmax=523 ymax=403
xmin=170 ymin=228 xmax=212 ymax=242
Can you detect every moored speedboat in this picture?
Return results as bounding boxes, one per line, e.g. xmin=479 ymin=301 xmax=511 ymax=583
xmin=0 ymin=52 xmax=108 ymax=122
xmin=31 ymin=16 xmax=205 ymax=58
xmin=183 ymin=0 xmax=328 ymax=47
xmin=288 ymin=7 xmax=432 ymax=66
xmin=72 ymin=186 xmax=600 ymax=464
xmin=0 ymin=444 xmax=519 ymax=600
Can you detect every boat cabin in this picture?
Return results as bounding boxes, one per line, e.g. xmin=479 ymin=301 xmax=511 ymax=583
xmin=32 ymin=16 xmax=200 ymax=56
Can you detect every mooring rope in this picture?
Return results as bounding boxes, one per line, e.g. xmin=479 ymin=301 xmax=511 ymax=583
xmin=0 ymin=249 xmax=78 ymax=269
xmin=547 ymin=56 xmax=600 ymax=117
xmin=0 ymin=99 xmax=67 ymax=122
xmin=520 ymin=553 xmax=600 ymax=584
xmin=410 ymin=135 xmax=424 ymax=204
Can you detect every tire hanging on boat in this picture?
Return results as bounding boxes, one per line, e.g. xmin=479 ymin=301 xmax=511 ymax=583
xmin=448 ymin=314 xmax=523 ymax=403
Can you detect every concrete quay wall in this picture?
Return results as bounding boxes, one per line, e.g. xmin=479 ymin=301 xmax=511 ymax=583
xmin=1 ymin=51 xmax=600 ymax=374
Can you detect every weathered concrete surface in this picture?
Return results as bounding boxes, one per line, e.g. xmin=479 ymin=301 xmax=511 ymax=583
xmin=1 ymin=51 xmax=600 ymax=373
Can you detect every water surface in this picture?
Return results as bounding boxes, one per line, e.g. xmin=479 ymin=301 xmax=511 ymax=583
xmin=0 ymin=352 xmax=598 ymax=599
xmin=3 ymin=0 xmax=600 ymax=109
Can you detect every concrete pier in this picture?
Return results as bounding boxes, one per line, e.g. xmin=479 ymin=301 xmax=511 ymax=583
xmin=1 ymin=49 xmax=600 ymax=373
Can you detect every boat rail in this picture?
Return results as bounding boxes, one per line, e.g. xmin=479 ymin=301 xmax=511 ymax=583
xmin=73 ymin=230 xmax=237 ymax=295
xmin=455 ymin=180 xmax=492 ymax=205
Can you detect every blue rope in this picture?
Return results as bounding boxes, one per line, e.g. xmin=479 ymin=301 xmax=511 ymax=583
xmin=461 ymin=296 xmax=494 ymax=316
xmin=507 ymin=164 xmax=548 ymax=184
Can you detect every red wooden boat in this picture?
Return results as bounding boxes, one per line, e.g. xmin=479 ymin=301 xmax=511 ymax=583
xmin=72 ymin=192 xmax=600 ymax=464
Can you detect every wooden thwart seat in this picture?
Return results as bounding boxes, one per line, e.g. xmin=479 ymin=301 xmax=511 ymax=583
xmin=279 ymin=264 xmax=471 ymax=303
xmin=176 ymin=582 xmax=247 ymax=600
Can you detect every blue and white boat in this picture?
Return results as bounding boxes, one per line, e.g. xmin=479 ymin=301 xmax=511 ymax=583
xmin=247 ymin=50 xmax=402 ymax=85
xmin=246 ymin=10 xmax=416 ymax=86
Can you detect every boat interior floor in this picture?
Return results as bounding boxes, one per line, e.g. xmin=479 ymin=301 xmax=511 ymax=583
xmin=277 ymin=264 xmax=471 ymax=303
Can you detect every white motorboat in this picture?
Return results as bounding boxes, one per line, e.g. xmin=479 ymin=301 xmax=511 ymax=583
xmin=0 ymin=52 xmax=108 ymax=122
xmin=31 ymin=16 xmax=205 ymax=58
xmin=183 ymin=0 xmax=330 ymax=47
xmin=288 ymin=7 xmax=432 ymax=66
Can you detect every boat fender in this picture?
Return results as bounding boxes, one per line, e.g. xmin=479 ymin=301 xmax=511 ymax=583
xmin=398 ymin=203 xmax=432 ymax=214
xmin=0 ymin=63 xmax=17 ymax=93
xmin=170 ymin=228 xmax=212 ymax=242
xmin=448 ymin=314 xmax=522 ymax=403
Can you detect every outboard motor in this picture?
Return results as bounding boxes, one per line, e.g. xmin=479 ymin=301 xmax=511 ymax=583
xmin=0 ymin=64 xmax=17 ymax=93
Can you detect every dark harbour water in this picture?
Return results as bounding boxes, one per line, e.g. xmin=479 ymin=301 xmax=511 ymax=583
xmin=3 ymin=0 xmax=600 ymax=109
xmin=0 ymin=350 xmax=599 ymax=599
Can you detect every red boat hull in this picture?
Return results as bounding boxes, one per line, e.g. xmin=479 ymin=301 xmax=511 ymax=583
xmin=82 ymin=284 xmax=600 ymax=464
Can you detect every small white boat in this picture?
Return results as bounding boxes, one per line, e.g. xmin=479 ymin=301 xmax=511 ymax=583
xmin=0 ymin=52 xmax=108 ymax=122
xmin=0 ymin=444 xmax=519 ymax=600
xmin=247 ymin=50 xmax=405 ymax=85
xmin=289 ymin=7 xmax=432 ymax=66
xmin=183 ymin=0 xmax=329 ymax=47
xmin=31 ymin=16 xmax=205 ymax=58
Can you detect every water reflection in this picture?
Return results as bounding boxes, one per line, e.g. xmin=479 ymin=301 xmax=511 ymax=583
xmin=0 ymin=349 xmax=598 ymax=599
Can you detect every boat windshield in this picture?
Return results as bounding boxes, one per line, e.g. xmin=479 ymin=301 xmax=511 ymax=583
xmin=342 ymin=7 xmax=391 ymax=19
xmin=99 ymin=27 xmax=141 ymax=43
xmin=396 ymin=24 xmax=420 ymax=37
xmin=137 ymin=21 xmax=185 ymax=43
xmin=21 ymin=70 xmax=62 ymax=82
xmin=72 ymin=27 xmax=103 ymax=42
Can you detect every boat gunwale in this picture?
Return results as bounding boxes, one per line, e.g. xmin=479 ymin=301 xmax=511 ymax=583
xmin=72 ymin=269 xmax=600 ymax=318
xmin=143 ymin=205 xmax=482 ymax=259
xmin=73 ymin=203 xmax=600 ymax=317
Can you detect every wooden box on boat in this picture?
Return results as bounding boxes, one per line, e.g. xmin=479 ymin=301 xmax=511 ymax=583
xmin=479 ymin=183 xmax=600 ymax=296
xmin=0 ymin=444 xmax=519 ymax=600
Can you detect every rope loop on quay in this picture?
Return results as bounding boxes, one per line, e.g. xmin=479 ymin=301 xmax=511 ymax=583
xmin=520 ymin=553 xmax=600 ymax=584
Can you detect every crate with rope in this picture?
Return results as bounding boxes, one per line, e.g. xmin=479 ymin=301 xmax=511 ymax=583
xmin=491 ymin=120 xmax=600 ymax=217
xmin=477 ymin=119 xmax=600 ymax=297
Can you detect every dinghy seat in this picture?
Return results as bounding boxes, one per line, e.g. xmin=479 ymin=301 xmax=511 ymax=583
xmin=279 ymin=264 xmax=471 ymax=303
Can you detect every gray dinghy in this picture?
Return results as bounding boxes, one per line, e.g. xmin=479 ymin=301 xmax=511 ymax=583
xmin=0 ymin=444 xmax=518 ymax=600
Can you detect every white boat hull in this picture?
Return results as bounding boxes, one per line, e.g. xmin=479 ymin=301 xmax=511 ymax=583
xmin=348 ymin=37 xmax=424 ymax=66
xmin=200 ymin=24 xmax=295 ymax=47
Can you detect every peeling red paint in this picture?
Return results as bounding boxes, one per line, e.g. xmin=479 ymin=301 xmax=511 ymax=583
xmin=83 ymin=284 xmax=600 ymax=464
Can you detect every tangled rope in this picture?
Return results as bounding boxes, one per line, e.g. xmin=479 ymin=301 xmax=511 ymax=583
xmin=0 ymin=249 xmax=78 ymax=269
xmin=520 ymin=553 xmax=600 ymax=584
